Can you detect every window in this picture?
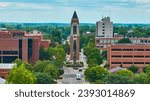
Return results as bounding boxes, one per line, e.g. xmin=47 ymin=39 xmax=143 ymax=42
xmin=123 ymin=49 xmax=133 ymax=51
xmin=134 ymin=56 xmax=144 ymax=58
xmin=73 ymin=25 xmax=77 ymax=34
xmin=140 ymin=40 xmax=144 ymax=43
xmin=3 ymin=56 xmax=18 ymax=63
xmin=3 ymin=51 xmax=18 ymax=55
xmin=145 ymin=62 xmax=150 ymax=64
xmin=28 ymin=39 xmax=33 ymax=58
xmin=145 ymin=56 xmax=150 ymax=58
xmin=112 ymin=62 xmax=122 ymax=64
xmin=136 ymin=49 xmax=144 ymax=51
xmin=104 ymin=40 xmax=107 ymax=43
xmin=19 ymin=39 xmax=22 ymax=59
xmin=112 ymin=55 xmax=122 ymax=57
xmin=96 ymin=40 xmax=99 ymax=43
xmin=102 ymin=32 xmax=105 ymax=34
xmin=100 ymin=40 xmax=103 ymax=43
xmin=112 ymin=49 xmax=122 ymax=51
xmin=104 ymin=45 xmax=107 ymax=48
xmin=123 ymin=62 xmax=133 ymax=64
xmin=123 ymin=56 xmax=133 ymax=57
xmin=145 ymin=49 xmax=150 ymax=51
xmin=134 ymin=62 xmax=144 ymax=64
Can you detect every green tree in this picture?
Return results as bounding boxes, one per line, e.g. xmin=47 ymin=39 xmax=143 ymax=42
xmin=50 ymin=45 xmax=66 ymax=67
xmin=84 ymin=40 xmax=102 ymax=67
xmin=143 ymin=64 xmax=150 ymax=73
xmin=84 ymin=66 xmax=109 ymax=82
xmin=104 ymin=74 xmax=133 ymax=84
xmin=39 ymin=46 xmax=52 ymax=61
xmin=133 ymin=73 xmax=147 ymax=84
xmin=63 ymin=41 xmax=70 ymax=54
xmin=34 ymin=72 xmax=54 ymax=84
xmin=116 ymin=69 xmax=133 ymax=77
xmin=14 ymin=58 xmax=22 ymax=67
xmin=118 ymin=26 xmax=128 ymax=37
xmin=118 ymin=38 xmax=132 ymax=43
xmin=101 ymin=50 xmax=107 ymax=60
xmin=33 ymin=60 xmax=58 ymax=79
xmin=50 ymin=29 xmax=62 ymax=44
xmin=7 ymin=64 xmax=36 ymax=84
xmin=128 ymin=65 xmax=139 ymax=73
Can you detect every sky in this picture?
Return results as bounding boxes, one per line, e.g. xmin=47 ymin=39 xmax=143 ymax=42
xmin=0 ymin=0 xmax=150 ymax=23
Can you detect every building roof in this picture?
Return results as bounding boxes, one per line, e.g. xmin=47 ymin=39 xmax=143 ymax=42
xmin=112 ymin=43 xmax=150 ymax=46
xmin=72 ymin=11 xmax=78 ymax=19
xmin=0 ymin=77 xmax=6 ymax=84
xmin=109 ymin=67 xmax=124 ymax=73
xmin=0 ymin=63 xmax=15 ymax=69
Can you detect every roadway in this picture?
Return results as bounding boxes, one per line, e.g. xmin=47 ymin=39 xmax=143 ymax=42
xmin=57 ymin=49 xmax=89 ymax=84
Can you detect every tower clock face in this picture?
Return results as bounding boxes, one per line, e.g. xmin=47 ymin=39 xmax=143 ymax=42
xmin=73 ymin=25 xmax=77 ymax=34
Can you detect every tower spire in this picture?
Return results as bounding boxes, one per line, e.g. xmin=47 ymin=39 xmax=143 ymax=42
xmin=72 ymin=11 xmax=78 ymax=19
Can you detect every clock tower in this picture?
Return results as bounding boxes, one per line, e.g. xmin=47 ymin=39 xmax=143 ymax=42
xmin=70 ymin=11 xmax=80 ymax=64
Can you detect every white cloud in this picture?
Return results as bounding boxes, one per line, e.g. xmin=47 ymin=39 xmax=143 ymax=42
xmin=0 ymin=2 xmax=54 ymax=10
xmin=0 ymin=2 xmax=12 ymax=8
xmin=135 ymin=0 xmax=150 ymax=3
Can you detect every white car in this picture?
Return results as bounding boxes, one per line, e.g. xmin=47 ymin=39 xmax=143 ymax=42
xmin=76 ymin=74 xmax=81 ymax=80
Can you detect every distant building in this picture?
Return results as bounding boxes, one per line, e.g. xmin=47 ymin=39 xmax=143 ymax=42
xmin=96 ymin=17 xmax=113 ymax=38
xmin=0 ymin=63 xmax=15 ymax=79
xmin=70 ymin=11 xmax=80 ymax=64
xmin=96 ymin=37 xmax=150 ymax=50
xmin=107 ymin=44 xmax=150 ymax=72
xmin=82 ymin=31 xmax=95 ymax=37
xmin=0 ymin=30 xmax=50 ymax=64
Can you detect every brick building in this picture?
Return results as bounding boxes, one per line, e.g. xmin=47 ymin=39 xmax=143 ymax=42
xmin=96 ymin=37 xmax=150 ymax=50
xmin=107 ymin=44 xmax=150 ymax=72
xmin=0 ymin=29 xmax=50 ymax=64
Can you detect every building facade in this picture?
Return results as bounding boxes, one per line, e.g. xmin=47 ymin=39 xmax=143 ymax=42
xmin=70 ymin=11 xmax=80 ymax=64
xmin=0 ymin=29 xmax=50 ymax=64
xmin=96 ymin=37 xmax=150 ymax=50
xmin=96 ymin=17 xmax=113 ymax=38
xmin=0 ymin=64 xmax=15 ymax=79
xmin=107 ymin=44 xmax=150 ymax=72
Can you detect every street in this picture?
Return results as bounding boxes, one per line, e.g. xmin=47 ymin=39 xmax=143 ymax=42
xmin=57 ymin=49 xmax=89 ymax=84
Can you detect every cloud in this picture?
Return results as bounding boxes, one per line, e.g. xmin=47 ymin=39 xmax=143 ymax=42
xmin=0 ymin=2 xmax=12 ymax=8
xmin=0 ymin=2 xmax=54 ymax=10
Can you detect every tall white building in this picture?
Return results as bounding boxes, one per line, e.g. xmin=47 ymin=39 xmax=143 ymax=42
xmin=96 ymin=17 xmax=113 ymax=38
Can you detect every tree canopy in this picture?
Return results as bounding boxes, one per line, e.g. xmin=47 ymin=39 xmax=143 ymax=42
xmin=118 ymin=38 xmax=132 ymax=43
xmin=34 ymin=72 xmax=55 ymax=84
xmin=7 ymin=64 xmax=36 ymax=84
xmin=33 ymin=60 xmax=58 ymax=79
xmin=84 ymin=66 xmax=109 ymax=82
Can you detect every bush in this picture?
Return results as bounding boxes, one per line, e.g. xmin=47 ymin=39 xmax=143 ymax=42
xmin=128 ymin=65 xmax=138 ymax=73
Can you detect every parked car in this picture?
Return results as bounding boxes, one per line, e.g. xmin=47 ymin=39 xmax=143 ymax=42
xmin=76 ymin=74 xmax=81 ymax=80
xmin=79 ymin=68 xmax=82 ymax=72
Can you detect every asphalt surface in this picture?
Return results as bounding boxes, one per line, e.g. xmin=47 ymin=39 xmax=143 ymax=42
xmin=57 ymin=49 xmax=89 ymax=84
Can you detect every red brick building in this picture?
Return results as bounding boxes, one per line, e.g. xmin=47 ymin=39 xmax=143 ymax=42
xmin=96 ymin=37 xmax=150 ymax=50
xmin=70 ymin=11 xmax=80 ymax=64
xmin=107 ymin=44 xmax=150 ymax=72
xmin=0 ymin=29 xmax=50 ymax=64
